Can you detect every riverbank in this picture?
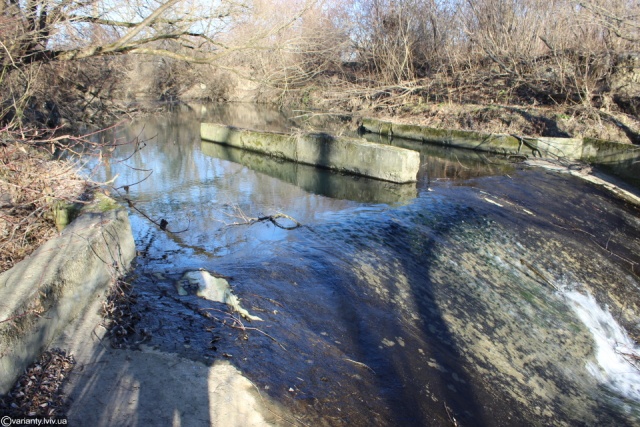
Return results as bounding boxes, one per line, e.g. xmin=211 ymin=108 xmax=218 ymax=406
xmin=316 ymin=99 xmax=640 ymax=146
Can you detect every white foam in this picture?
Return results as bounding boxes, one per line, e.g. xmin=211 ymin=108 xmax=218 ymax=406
xmin=565 ymin=290 xmax=640 ymax=401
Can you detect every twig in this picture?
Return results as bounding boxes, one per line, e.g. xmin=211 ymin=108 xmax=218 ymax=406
xmin=0 ymin=308 xmax=44 ymax=324
xmin=203 ymin=308 xmax=288 ymax=352
xmin=520 ymin=258 xmax=559 ymax=291
xmin=123 ymin=197 xmax=190 ymax=233
xmin=344 ymin=358 xmax=375 ymax=374
xmin=444 ymin=402 xmax=460 ymax=427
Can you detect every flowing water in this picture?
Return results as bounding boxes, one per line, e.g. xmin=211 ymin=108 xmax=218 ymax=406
xmin=88 ymin=103 xmax=640 ymax=426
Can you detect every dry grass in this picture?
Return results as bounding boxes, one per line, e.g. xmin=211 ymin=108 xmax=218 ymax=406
xmin=311 ymin=77 xmax=640 ymax=144
xmin=0 ymin=142 xmax=90 ymax=273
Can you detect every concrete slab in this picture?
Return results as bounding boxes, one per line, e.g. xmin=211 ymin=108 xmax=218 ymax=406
xmin=200 ymin=141 xmax=417 ymax=204
xmin=523 ymin=136 xmax=584 ymax=159
xmin=360 ymin=118 xmax=640 ymax=176
xmin=0 ymin=193 xmax=136 ymax=393
xmin=360 ymin=118 xmax=524 ymax=155
xmin=201 ymin=123 xmax=420 ymax=183
xmin=52 ymin=289 xmax=292 ymax=426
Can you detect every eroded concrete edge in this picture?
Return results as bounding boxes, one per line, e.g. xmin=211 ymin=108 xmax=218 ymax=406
xmin=52 ymin=286 xmax=291 ymax=426
xmin=0 ymin=193 xmax=136 ymax=393
xmin=360 ymin=117 xmax=640 ymax=169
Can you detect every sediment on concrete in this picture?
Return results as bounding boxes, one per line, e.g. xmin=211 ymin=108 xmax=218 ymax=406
xmin=0 ymin=193 xmax=136 ymax=394
xmin=359 ymin=118 xmax=640 ymax=173
xmin=200 ymin=123 xmax=420 ymax=183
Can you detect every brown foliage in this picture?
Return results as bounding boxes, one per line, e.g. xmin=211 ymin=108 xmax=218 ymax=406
xmin=0 ymin=141 xmax=90 ymax=273
xmin=275 ymin=0 xmax=639 ymax=119
xmin=0 ymin=349 xmax=75 ymax=417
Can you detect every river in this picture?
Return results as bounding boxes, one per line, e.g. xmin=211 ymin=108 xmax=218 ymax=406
xmin=88 ymin=103 xmax=640 ymax=426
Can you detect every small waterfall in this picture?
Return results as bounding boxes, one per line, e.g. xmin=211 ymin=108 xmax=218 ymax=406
xmin=565 ymin=290 xmax=640 ymax=401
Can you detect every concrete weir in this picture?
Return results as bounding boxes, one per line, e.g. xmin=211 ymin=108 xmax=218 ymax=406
xmin=360 ymin=117 xmax=589 ymax=158
xmin=200 ymin=123 xmax=421 ymax=183
xmin=360 ymin=117 xmax=526 ymax=155
xmin=200 ymin=141 xmax=417 ymax=205
xmin=0 ymin=193 xmax=136 ymax=393
xmin=360 ymin=117 xmax=640 ymax=181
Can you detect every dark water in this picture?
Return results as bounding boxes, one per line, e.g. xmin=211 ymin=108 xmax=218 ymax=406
xmin=89 ymin=103 xmax=640 ymax=426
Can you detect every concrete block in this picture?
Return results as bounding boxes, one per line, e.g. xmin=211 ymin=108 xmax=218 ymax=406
xmin=201 ymin=141 xmax=417 ymax=204
xmin=201 ymin=124 xmax=420 ymax=183
xmin=524 ymin=137 xmax=584 ymax=159
xmin=296 ymin=133 xmax=420 ymax=183
xmin=361 ymin=118 xmax=524 ymax=155
xmin=201 ymin=123 xmax=296 ymax=159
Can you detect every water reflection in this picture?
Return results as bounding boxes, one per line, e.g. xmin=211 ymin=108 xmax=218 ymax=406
xmin=200 ymin=141 xmax=417 ymax=205
xmin=362 ymin=132 xmax=516 ymax=182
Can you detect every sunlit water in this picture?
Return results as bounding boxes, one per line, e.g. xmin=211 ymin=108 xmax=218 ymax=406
xmin=87 ymin=103 xmax=640 ymax=426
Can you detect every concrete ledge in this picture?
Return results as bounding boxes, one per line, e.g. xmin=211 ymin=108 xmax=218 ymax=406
xmin=582 ymin=138 xmax=640 ymax=163
xmin=200 ymin=141 xmax=417 ymax=205
xmin=361 ymin=118 xmax=525 ymax=155
xmin=200 ymin=123 xmax=420 ymax=183
xmin=0 ymin=193 xmax=136 ymax=393
xmin=522 ymin=136 xmax=584 ymax=159
xmin=359 ymin=118 xmax=640 ymax=181
xmin=582 ymin=138 xmax=640 ymax=184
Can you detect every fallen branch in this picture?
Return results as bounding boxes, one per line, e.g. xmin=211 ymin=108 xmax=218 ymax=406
xmin=217 ymin=205 xmax=301 ymax=230
xmin=0 ymin=308 xmax=44 ymax=325
xmin=520 ymin=258 xmax=559 ymax=291
xmin=122 ymin=197 xmax=190 ymax=233
xmin=344 ymin=357 xmax=375 ymax=374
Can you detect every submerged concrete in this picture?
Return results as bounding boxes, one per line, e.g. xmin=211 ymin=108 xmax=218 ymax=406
xmin=52 ymin=294 xmax=291 ymax=426
xmin=179 ymin=270 xmax=262 ymax=321
xmin=0 ymin=193 xmax=136 ymax=394
xmin=200 ymin=123 xmax=420 ymax=183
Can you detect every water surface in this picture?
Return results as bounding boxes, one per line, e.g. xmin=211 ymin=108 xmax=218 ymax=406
xmin=89 ymin=103 xmax=640 ymax=426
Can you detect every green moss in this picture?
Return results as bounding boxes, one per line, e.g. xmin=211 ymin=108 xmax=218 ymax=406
xmin=53 ymin=201 xmax=83 ymax=231
xmin=362 ymin=118 xmax=393 ymax=136
xmin=84 ymin=192 xmax=120 ymax=214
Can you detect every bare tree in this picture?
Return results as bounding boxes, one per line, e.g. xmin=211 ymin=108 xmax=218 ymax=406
xmin=0 ymin=0 xmax=322 ymax=125
xmin=578 ymin=0 xmax=640 ymax=43
xmin=0 ymin=0 xmax=319 ymax=68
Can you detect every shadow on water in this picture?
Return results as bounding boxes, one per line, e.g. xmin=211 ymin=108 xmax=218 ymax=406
xmin=316 ymin=208 xmax=490 ymax=425
xmin=377 ymin=209 xmax=488 ymax=425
